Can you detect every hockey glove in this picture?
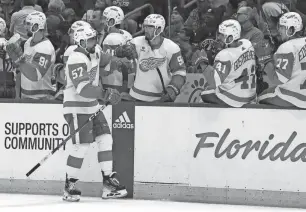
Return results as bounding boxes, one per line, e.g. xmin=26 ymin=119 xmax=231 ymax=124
xmin=157 ymin=86 xmax=178 ymax=102
xmin=105 ymin=88 xmax=121 ymax=105
xmin=52 ymin=63 xmax=66 ymax=85
xmin=116 ymin=57 xmax=133 ymax=73
xmin=191 ymin=49 xmax=209 ymax=68
xmin=6 ymin=34 xmax=24 ymax=64
xmin=115 ymin=44 xmax=137 ymax=60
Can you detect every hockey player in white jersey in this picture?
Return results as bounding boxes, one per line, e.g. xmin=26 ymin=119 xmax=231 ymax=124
xmin=63 ymin=21 xmax=91 ymax=64
xmin=6 ymin=11 xmax=56 ymax=100
xmin=63 ymin=25 xmax=129 ymax=202
xmin=102 ymin=29 xmax=134 ymax=92
xmin=98 ymin=6 xmax=125 ymax=45
xmin=191 ymin=19 xmax=257 ymax=107
xmin=114 ymin=14 xmax=187 ymax=102
xmin=258 ymin=12 xmax=306 ymax=108
xmin=51 ymin=20 xmax=91 ymax=99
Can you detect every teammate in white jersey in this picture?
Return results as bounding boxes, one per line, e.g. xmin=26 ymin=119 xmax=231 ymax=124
xmin=52 ymin=20 xmax=91 ymax=100
xmin=115 ymin=14 xmax=187 ymax=102
xmin=10 ymin=12 xmax=56 ymax=99
xmin=192 ymin=19 xmax=257 ymax=107
xmin=63 ymin=25 xmax=129 ymax=202
xmin=97 ymin=6 xmax=125 ymax=45
xmin=258 ymin=12 xmax=306 ymax=108
xmin=102 ymin=29 xmax=134 ymax=92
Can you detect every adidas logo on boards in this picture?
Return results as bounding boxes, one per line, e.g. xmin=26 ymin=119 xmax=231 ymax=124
xmin=113 ymin=111 xmax=134 ymax=129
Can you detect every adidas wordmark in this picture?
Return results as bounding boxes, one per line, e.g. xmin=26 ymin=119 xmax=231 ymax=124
xmin=113 ymin=111 xmax=134 ymax=129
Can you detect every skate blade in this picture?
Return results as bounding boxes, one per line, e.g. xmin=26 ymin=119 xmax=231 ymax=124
xmin=102 ymin=189 xmax=128 ymax=199
xmin=63 ymin=192 xmax=80 ymax=202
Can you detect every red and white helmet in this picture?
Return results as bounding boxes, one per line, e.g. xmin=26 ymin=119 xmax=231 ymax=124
xmin=218 ymin=19 xmax=241 ymax=45
xmin=25 ymin=11 xmax=46 ymax=33
xmin=69 ymin=20 xmax=91 ymax=35
xmin=0 ymin=17 xmax=6 ymax=36
xmin=143 ymin=14 xmax=166 ymax=33
xmin=103 ymin=6 xmax=124 ymax=27
xmin=279 ymin=12 xmax=303 ymax=37
xmin=74 ymin=24 xmax=97 ymax=46
xmin=120 ymin=29 xmax=132 ymax=43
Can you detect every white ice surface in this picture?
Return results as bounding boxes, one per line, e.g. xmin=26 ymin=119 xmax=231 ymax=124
xmin=0 ymin=194 xmax=302 ymax=212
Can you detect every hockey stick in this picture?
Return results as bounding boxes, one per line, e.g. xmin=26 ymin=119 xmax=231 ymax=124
xmin=26 ymin=102 xmax=110 ymax=177
xmin=156 ymin=67 xmax=167 ymax=94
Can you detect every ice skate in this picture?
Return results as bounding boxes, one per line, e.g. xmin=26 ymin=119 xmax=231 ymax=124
xmin=102 ymin=172 xmax=128 ymax=199
xmin=63 ymin=176 xmax=81 ymax=202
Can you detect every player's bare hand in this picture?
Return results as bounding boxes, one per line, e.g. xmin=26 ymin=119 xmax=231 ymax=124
xmin=105 ymin=88 xmax=121 ymax=105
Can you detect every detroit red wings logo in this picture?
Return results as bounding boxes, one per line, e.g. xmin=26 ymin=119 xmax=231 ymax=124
xmin=89 ymin=66 xmax=98 ymax=82
xmin=139 ymin=57 xmax=166 ymax=72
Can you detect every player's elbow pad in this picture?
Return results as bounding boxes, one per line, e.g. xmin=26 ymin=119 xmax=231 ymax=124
xmin=78 ymin=83 xmax=104 ymax=100
xmin=19 ymin=63 xmax=40 ymax=81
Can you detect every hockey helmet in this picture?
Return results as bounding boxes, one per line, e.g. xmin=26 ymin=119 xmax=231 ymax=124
xmin=74 ymin=24 xmax=97 ymax=48
xmin=120 ymin=29 xmax=132 ymax=43
xmin=25 ymin=11 xmax=46 ymax=33
xmin=69 ymin=20 xmax=91 ymax=36
xmin=218 ymin=19 xmax=241 ymax=45
xmin=279 ymin=12 xmax=303 ymax=37
xmin=102 ymin=6 xmax=124 ymax=27
xmin=143 ymin=14 xmax=166 ymax=33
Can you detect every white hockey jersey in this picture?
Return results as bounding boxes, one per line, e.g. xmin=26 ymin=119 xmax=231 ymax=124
xmin=63 ymin=45 xmax=77 ymax=64
xmin=129 ymin=36 xmax=186 ymax=102
xmin=21 ymin=37 xmax=56 ymax=99
xmin=259 ymin=37 xmax=306 ymax=108
xmin=63 ymin=45 xmax=110 ymax=114
xmin=102 ymin=31 xmax=134 ymax=91
xmin=201 ymin=39 xmax=257 ymax=107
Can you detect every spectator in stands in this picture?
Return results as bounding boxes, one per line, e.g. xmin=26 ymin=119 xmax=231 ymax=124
xmin=62 ymin=8 xmax=77 ymax=25
xmin=164 ymin=7 xmax=184 ymax=39
xmin=164 ymin=8 xmax=192 ymax=66
xmin=184 ymin=0 xmax=226 ymax=44
xmin=13 ymin=12 xmax=56 ymax=100
xmin=82 ymin=4 xmax=105 ymax=39
xmin=46 ymin=0 xmax=67 ymax=51
xmin=36 ymin=0 xmax=49 ymax=12
xmin=64 ymin=0 xmax=95 ymax=19
xmin=13 ymin=0 xmax=43 ymax=13
xmin=10 ymin=0 xmax=41 ymax=40
xmin=237 ymin=6 xmax=264 ymax=45
xmin=258 ymin=0 xmax=290 ymax=45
